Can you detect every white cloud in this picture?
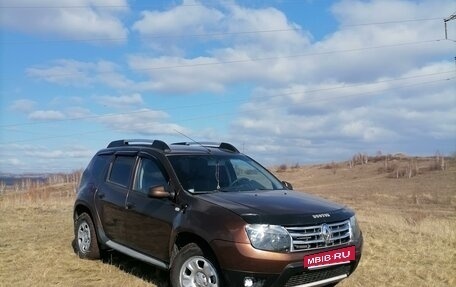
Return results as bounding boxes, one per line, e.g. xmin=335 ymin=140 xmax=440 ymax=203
xmin=26 ymin=59 xmax=133 ymax=88
xmin=127 ymin=1 xmax=313 ymax=93
xmin=308 ymin=0 xmax=454 ymax=82
xmin=0 ymin=144 xmax=95 ymax=173
xmin=127 ymin=0 xmax=452 ymax=94
xmin=96 ymin=93 xmax=143 ymax=108
xmin=128 ymin=55 xmax=231 ymax=92
xmin=132 ymin=1 xmax=311 ymax=54
xmin=50 ymin=96 xmax=85 ymax=106
xmin=27 ymin=59 xmax=94 ymax=85
xmin=133 ymin=0 xmax=223 ymax=36
xmin=227 ymin=70 xmax=455 ymax=164
xmin=97 ymin=108 xmax=189 ymax=136
xmin=65 ymin=107 xmax=92 ymax=118
xmin=25 ymin=148 xmax=93 ymax=159
xmin=222 ymin=4 xmax=310 ymax=53
xmin=340 ymin=120 xmax=396 ymax=142
xmin=331 ymin=0 xmax=449 ymax=25
xmin=0 ymin=0 xmax=129 ymax=42
xmin=10 ymin=99 xmax=36 ymax=113
xmin=28 ymin=110 xmax=65 ymax=120
xmin=0 ymin=158 xmax=24 ymax=167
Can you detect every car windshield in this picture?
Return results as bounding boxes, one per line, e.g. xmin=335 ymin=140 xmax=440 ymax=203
xmin=168 ymin=154 xmax=284 ymax=193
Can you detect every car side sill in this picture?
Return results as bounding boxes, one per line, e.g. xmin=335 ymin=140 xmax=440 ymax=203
xmin=105 ymin=240 xmax=169 ymax=269
xmin=294 ymin=274 xmax=347 ymax=287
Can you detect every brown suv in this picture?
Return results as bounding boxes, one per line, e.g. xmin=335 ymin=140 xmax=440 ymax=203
xmin=74 ymin=139 xmax=363 ymax=287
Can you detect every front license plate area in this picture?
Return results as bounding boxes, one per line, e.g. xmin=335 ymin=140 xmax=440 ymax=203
xmin=304 ymin=246 xmax=355 ymax=268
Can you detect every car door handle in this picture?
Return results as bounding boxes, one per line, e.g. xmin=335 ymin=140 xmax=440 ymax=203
xmin=97 ymin=192 xmax=105 ymax=199
xmin=125 ymin=202 xmax=135 ymax=209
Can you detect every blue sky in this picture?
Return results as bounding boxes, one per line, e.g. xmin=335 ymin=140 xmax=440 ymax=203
xmin=0 ymin=0 xmax=455 ymax=173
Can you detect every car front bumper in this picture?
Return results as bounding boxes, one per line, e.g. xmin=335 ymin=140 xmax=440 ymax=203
xmin=212 ymin=233 xmax=363 ymax=287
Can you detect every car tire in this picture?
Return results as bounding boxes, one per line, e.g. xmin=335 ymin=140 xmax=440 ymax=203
xmin=170 ymin=243 xmax=221 ymax=287
xmin=74 ymin=212 xmax=100 ymax=260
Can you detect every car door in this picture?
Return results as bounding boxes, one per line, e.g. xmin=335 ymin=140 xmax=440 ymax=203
xmin=123 ymin=154 xmax=177 ymax=261
xmin=95 ymin=152 xmax=137 ymax=246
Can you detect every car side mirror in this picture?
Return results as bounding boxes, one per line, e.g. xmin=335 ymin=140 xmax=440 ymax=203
xmin=282 ymin=181 xmax=293 ymax=190
xmin=148 ymin=185 xmax=174 ymax=199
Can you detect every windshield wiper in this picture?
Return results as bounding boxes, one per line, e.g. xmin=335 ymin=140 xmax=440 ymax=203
xmin=217 ymin=187 xmax=236 ymax=192
xmin=188 ymin=189 xmax=219 ymax=194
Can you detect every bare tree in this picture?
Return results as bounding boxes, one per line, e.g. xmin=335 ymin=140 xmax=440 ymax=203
xmin=331 ymin=161 xmax=337 ymax=175
xmin=363 ymin=154 xmax=368 ymax=164
xmin=0 ymin=181 xmax=6 ymax=195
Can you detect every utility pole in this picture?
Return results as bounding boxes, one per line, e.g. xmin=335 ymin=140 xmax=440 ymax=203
xmin=444 ymin=12 xmax=456 ymax=40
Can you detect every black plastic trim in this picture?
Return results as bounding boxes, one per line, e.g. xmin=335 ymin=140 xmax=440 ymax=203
xmin=107 ymin=139 xmax=170 ymax=151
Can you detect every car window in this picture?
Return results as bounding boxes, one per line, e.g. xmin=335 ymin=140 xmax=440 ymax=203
xmin=230 ymin=158 xmax=275 ymax=190
xmin=134 ymin=158 xmax=168 ymax=194
xmin=109 ymin=156 xmax=136 ymax=187
xmin=80 ymin=154 xmax=110 ymax=186
xmin=168 ymin=155 xmax=283 ymax=192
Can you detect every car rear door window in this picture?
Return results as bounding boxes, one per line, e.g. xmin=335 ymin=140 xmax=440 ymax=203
xmin=109 ymin=156 xmax=136 ymax=187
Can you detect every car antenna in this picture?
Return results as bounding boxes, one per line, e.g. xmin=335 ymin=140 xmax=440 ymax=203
xmin=173 ymin=129 xmax=211 ymax=153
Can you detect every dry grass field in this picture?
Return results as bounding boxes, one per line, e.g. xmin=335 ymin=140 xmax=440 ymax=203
xmin=1 ymin=156 xmax=455 ymax=287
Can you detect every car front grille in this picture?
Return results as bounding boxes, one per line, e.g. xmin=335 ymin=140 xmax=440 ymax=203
xmin=285 ymin=220 xmax=351 ymax=252
xmin=284 ymin=264 xmax=351 ymax=287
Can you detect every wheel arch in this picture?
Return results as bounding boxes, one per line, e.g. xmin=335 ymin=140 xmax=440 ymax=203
xmin=73 ymin=203 xmax=93 ymax=221
xmin=172 ymin=232 xmax=220 ymax=268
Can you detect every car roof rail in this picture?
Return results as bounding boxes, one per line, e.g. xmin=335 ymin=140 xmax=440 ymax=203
xmin=107 ymin=139 xmax=170 ymax=151
xmin=172 ymin=142 xmax=239 ymax=153
xmin=219 ymin=142 xmax=239 ymax=153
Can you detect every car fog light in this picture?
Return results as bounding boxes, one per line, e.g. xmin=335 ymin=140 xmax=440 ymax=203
xmin=244 ymin=277 xmax=254 ymax=287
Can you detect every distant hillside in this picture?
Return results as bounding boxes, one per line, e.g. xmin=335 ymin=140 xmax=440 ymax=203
xmin=0 ymin=174 xmax=48 ymax=186
xmin=0 ymin=171 xmax=82 ymax=188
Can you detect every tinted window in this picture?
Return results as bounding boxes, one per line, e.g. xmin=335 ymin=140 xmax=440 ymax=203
xmin=230 ymin=158 xmax=275 ymax=190
xmin=109 ymin=156 xmax=136 ymax=187
xmin=134 ymin=158 xmax=168 ymax=194
xmin=168 ymin=155 xmax=283 ymax=193
xmin=91 ymin=154 xmax=111 ymax=181
xmin=80 ymin=154 xmax=110 ymax=185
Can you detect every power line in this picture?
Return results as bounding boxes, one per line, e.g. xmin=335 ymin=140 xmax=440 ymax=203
xmin=1 ymin=77 xmax=453 ymax=145
xmin=0 ymin=3 xmax=205 ymax=9
xmin=0 ymin=28 xmax=305 ymax=45
xmin=1 ymin=72 xmax=453 ymax=129
xmin=0 ymin=0 xmax=296 ymax=10
xmin=173 ymin=77 xmax=455 ymax=122
xmin=0 ymin=39 xmax=443 ymax=80
xmin=0 ymin=1 xmax=436 ymax=10
xmin=0 ymin=18 xmax=444 ymax=45
xmin=340 ymin=17 xmax=443 ymax=27
xmin=444 ymin=11 xmax=456 ymax=41
xmin=129 ymin=39 xmax=443 ymax=71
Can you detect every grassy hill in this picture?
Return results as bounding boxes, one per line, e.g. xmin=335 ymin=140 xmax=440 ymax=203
xmin=0 ymin=156 xmax=455 ymax=286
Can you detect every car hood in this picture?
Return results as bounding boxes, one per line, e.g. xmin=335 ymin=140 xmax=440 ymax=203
xmin=200 ymin=190 xmax=352 ymax=225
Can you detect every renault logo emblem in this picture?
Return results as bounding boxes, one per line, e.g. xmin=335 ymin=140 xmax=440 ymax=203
xmin=321 ymin=224 xmax=332 ymax=244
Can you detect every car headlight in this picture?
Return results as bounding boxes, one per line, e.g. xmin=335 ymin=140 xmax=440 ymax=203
xmin=349 ymin=216 xmax=361 ymax=240
xmin=245 ymin=224 xmax=291 ymax=252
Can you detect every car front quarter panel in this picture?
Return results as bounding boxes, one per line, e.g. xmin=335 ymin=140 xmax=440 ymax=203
xmin=169 ymin=196 xmax=251 ymax=262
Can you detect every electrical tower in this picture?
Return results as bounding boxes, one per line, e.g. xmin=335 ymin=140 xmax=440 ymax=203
xmin=444 ymin=12 xmax=456 ymax=40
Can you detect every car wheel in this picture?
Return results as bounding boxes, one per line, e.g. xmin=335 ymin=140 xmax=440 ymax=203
xmin=74 ymin=212 xmax=100 ymax=259
xmin=170 ymin=243 xmax=221 ymax=287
